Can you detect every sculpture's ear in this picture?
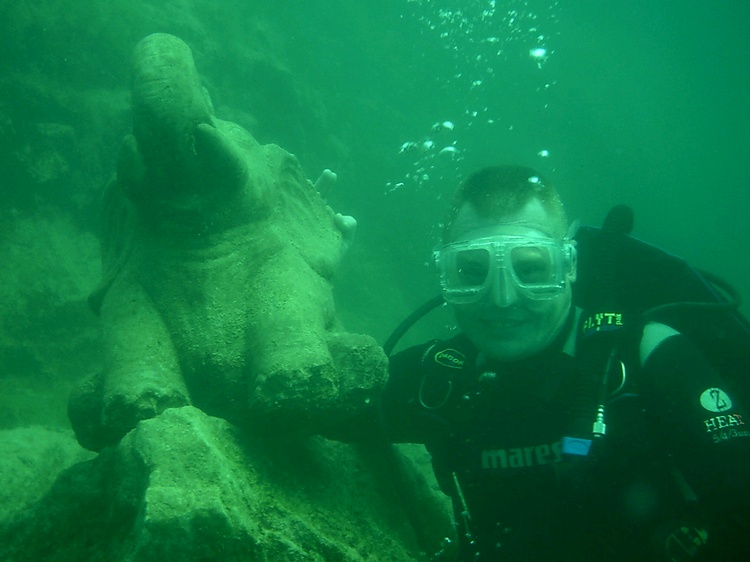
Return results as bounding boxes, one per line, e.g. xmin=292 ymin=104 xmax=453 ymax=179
xmin=261 ymin=145 xmax=343 ymax=277
xmin=116 ymin=134 xmax=146 ymax=198
xmin=88 ymin=173 xmax=138 ymax=316
xmin=201 ymin=85 xmax=215 ymax=117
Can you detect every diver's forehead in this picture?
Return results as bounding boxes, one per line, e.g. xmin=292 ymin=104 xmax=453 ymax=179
xmin=449 ymin=199 xmax=555 ymax=242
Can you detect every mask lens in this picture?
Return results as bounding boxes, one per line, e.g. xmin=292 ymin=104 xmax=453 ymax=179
xmin=510 ymin=245 xmax=554 ymax=285
xmin=509 ymin=241 xmax=568 ymax=299
xmin=455 ymin=249 xmax=491 ymax=287
xmin=438 ymin=244 xmax=493 ymax=302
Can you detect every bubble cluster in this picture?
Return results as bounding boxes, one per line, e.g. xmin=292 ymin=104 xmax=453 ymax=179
xmin=388 ymin=0 xmax=560 ymax=194
xmin=386 ymin=120 xmax=462 ymax=195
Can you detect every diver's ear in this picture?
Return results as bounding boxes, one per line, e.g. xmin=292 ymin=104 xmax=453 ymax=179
xmin=566 ymin=242 xmax=577 ymax=283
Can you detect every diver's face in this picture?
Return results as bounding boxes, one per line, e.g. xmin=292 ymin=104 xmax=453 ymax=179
xmin=446 ymin=199 xmax=575 ymax=362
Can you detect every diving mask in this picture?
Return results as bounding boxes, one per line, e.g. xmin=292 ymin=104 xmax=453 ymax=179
xmin=436 ymin=234 xmax=575 ymax=304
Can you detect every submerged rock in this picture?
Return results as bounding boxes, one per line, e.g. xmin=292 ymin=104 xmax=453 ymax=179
xmin=0 ymin=426 xmax=94 ymax=524
xmin=1 ymin=407 xmax=441 ymax=561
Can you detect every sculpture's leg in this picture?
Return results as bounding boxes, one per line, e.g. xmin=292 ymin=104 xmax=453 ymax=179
xmin=97 ymin=272 xmax=190 ymax=445
xmin=244 ymin=256 xmax=335 ymax=422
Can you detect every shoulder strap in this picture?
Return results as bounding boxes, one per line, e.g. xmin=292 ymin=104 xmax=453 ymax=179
xmin=565 ymin=206 xmax=636 ymax=455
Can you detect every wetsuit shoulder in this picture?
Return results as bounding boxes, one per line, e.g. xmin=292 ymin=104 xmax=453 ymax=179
xmin=639 ymin=333 xmax=750 ymax=557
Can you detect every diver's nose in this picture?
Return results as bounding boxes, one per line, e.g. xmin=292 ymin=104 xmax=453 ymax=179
xmin=490 ymin=268 xmax=519 ymax=307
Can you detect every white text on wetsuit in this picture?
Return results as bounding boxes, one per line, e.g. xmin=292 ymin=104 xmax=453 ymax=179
xmin=704 ymin=413 xmax=745 ymax=433
xmin=704 ymin=412 xmax=750 ymax=443
xmin=482 ymin=441 xmax=563 ymax=469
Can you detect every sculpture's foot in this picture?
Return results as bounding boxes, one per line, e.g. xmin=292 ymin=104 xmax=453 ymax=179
xmin=101 ymin=370 xmax=191 ymax=440
xmin=246 ymin=332 xmax=387 ymax=435
xmin=69 ymin=368 xmax=191 ymax=451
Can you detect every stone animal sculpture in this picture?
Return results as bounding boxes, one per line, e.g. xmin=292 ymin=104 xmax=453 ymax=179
xmin=69 ymin=33 xmax=386 ymax=451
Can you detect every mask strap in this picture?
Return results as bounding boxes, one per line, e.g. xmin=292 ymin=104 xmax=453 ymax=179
xmin=566 ymin=219 xmax=581 ymax=240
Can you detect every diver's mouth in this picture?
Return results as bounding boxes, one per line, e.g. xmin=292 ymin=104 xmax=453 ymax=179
xmin=481 ymin=316 xmax=527 ymax=332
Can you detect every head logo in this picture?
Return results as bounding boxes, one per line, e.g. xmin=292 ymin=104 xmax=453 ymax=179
xmin=434 ymin=348 xmax=465 ymax=369
xmin=700 ymin=387 xmax=733 ymax=413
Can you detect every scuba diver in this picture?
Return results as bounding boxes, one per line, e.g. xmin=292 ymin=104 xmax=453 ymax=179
xmin=334 ymin=165 xmax=750 ymax=560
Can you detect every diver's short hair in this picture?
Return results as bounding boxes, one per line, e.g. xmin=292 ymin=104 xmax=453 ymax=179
xmin=442 ymin=165 xmax=568 ymax=242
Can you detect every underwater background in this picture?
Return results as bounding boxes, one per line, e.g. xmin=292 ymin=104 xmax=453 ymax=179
xmin=0 ymin=0 xmax=748 ymax=555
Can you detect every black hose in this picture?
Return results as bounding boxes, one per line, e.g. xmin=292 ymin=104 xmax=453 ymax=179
xmin=383 ymin=294 xmax=445 ymax=357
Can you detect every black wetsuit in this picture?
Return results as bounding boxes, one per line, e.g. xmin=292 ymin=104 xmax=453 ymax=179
xmin=381 ymin=326 xmax=750 ymax=561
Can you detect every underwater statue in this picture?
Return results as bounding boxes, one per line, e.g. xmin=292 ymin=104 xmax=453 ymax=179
xmin=0 ymin=32 xmax=453 ymax=562
xmin=69 ymin=33 xmax=386 ymax=451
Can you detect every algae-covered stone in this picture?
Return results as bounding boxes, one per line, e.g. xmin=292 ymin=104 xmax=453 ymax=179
xmin=1 ymin=407 xmax=437 ymax=561
xmin=0 ymin=426 xmax=94 ymax=524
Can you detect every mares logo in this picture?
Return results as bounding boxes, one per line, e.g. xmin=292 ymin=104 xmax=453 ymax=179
xmin=434 ymin=348 xmax=465 ymax=369
xmin=699 ymin=387 xmax=732 ymax=413
xmin=482 ymin=441 xmax=563 ymax=469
